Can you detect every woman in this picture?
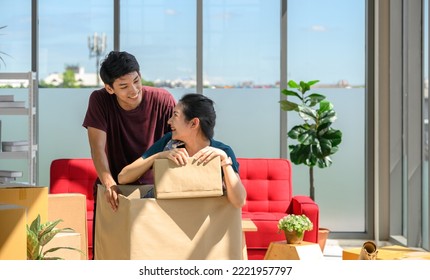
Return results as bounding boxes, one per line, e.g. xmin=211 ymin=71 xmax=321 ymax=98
xmin=118 ymin=93 xmax=246 ymax=208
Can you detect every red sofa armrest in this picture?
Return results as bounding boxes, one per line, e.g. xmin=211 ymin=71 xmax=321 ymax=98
xmin=291 ymin=195 xmax=319 ymax=243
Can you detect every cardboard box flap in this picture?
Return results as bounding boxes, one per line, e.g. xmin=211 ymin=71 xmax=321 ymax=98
xmin=154 ymin=157 xmax=223 ymax=199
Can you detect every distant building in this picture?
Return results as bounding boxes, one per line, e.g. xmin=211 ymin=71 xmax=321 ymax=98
xmin=153 ymin=77 xmax=211 ymax=88
xmin=43 ymin=66 xmax=99 ymax=87
xmin=337 ymin=79 xmax=351 ymax=88
xmin=0 ymin=79 xmax=29 ymax=87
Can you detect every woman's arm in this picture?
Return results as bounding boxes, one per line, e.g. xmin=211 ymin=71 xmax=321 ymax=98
xmin=118 ymin=153 xmax=159 ymax=184
xmin=220 ymin=159 xmax=247 ymax=208
xmin=118 ymin=147 xmax=190 ymax=184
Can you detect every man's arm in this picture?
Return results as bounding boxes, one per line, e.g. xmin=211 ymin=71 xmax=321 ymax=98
xmin=87 ymin=126 xmax=119 ymax=210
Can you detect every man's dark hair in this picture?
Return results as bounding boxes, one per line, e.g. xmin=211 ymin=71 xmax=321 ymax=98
xmin=179 ymin=93 xmax=216 ymax=139
xmin=99 ymin=51 xmax=140 ymax=86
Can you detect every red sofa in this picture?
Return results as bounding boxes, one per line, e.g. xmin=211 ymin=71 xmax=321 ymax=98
xmin=49 ymin=157 xmax=319 ymax=260
xmin=237 ymin=158 xmax=319 ymax=260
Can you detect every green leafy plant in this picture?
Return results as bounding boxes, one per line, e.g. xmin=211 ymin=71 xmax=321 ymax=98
xmin=280 ymin=80 xmax=342 ymax=200
xmin=277 ymin=214 xmax=313 ymax=238
xmin=26 ymin=214 xmax=84 ymax=260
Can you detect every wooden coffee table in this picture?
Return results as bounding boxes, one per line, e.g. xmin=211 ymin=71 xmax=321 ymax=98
xmin=264 ymin=240 xmax=323 ymax=260
xmin=241 ymin=218 xmax=257 ymax=260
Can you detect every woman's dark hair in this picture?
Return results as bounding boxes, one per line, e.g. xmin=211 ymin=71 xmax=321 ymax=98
xmin=99 ymin=51 xmax=140 ymax=86
xmin=179 ymin=93 xmax=216 ymax=139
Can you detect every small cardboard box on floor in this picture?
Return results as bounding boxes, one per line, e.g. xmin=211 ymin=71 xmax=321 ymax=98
xmin=95 ymin=159 xmax=242 ymax=260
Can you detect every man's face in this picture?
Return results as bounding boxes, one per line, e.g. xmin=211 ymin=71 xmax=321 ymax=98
xmin=105 ymin=71 xmax=143 ymax=110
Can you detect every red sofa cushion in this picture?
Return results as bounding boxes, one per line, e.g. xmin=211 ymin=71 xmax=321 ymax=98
xmin=238 ymin=158 xmax=292 ymax=213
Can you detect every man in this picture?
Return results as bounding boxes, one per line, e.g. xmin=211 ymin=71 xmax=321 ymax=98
xmin=82 ymin=50 xmax=176 ymax=257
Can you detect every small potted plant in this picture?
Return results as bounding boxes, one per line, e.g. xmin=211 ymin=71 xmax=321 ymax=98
xmin=277 ymin=214 xmax=313 ymax=244
xmin=27 ymin=214 xmax=84 ymax=260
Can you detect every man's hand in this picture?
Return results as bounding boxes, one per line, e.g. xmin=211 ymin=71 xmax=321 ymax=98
xmin=104 ymin=185 xmax=119 ymax=211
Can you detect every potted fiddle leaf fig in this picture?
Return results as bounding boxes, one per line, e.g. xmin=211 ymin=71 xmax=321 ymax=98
xmin=280 ymin=79 xmax=342 ymax=201
xmin=279 ymin=79 xmax=342 ymax=250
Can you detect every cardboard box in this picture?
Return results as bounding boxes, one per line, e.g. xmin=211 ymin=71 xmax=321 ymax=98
xmin=95 ymin=184 xmax=242 ymax=260
xmin=154 ymin=158 xmax=223 ymax=199
xmin=0 ymin=185 xmax=48 ymax=224
xmin=43 ymin=232 xmax=82 ymax=260
xmin=0 ymin=204 xmax=27 ymax=260
xmin=342 ymin=245 xmax=430 ymax=260
xmin=264 ymin=241 xmax=324 ymax=260
xmin=48 ymin=193 xmax=88 ymax=260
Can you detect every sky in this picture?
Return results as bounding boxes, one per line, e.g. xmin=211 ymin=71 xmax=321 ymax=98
xmin=0 ymin=0 xmax=365 ymax=86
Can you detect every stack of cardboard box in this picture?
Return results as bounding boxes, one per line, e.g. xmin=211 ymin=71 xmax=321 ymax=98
xmin=0 ymin=185 xmax=48 ymax=259
xmin=0 ymin=185 xmax=87 ymax=260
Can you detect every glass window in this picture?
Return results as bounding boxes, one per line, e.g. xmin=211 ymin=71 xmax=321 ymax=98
xmin=39 ymin=0 xmax=113 ymax=87
xmin=203 ymin=0 xmax=281 ymax=158
xmin=288 ymin=0 xmax=366 ymax=232
xmin=121 ymin=0 xmax=196 ymax=88
xmin=0 ymin=0 xmax=31 ymax=73
xmin=204 ymin=0 xmax=280 ymax=88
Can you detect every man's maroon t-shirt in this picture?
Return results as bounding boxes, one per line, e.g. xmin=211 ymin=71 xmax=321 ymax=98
xmin=82 ymin=86 xmax=176 ymax=184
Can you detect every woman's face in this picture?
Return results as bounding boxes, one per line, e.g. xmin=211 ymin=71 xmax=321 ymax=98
xmin=168 ymin=103 xmax=192 ymax=141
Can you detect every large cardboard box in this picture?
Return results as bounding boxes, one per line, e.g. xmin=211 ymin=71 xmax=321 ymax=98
xmin=154 ymin=158 xmax=223 ymax=199
xmin=342 ymin=245 xmax=430 ymax=260
xmin=0 ymin=185 xmax=48 ymax=224
xmin=95 ymin=184 xmax=242 ymax=260
xmin=43 ymin=232 xmax=82 ymax=260
xmin=48 ymin=193 xmax=88 ymax=260
xmin=0 ymin=204 xmax=26 ymax=260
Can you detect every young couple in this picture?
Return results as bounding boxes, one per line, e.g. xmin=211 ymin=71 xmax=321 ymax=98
xmin=83 ymin=50 xmax=247 ymax=257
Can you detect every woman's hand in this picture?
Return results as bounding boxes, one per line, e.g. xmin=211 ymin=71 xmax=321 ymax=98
xmin=165 ymin=148 xmax=190 ymax=166
xmin=193 ymin=146 xmax=227 ymax=164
